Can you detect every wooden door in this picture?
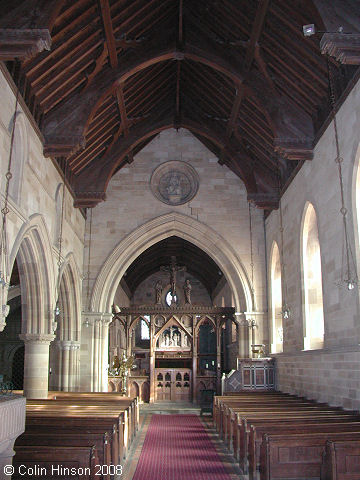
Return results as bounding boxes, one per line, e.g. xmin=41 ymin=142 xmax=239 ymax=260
xmin=155 ymin=368 xmax=192 ymax=402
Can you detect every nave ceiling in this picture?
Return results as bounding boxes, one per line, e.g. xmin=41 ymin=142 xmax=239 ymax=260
xmin=0 ymin=0 xmax=359 ymax=210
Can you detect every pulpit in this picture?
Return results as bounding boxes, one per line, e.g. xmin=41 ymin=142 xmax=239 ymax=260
xmin=222 ymin=357 xmax=275 ymax=393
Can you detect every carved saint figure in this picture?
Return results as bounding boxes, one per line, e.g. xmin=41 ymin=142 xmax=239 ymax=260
xmin=155 ymin=280 xmax=162 ymax=304
xmin=166 ymin=173 xmax=182 ymax=197
xmin=183 ymin=279 xmax=192 ymax=304
xmin=173 ymin=330 xmax=181 ymax=346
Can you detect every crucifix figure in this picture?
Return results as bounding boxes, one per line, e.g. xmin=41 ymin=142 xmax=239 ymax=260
xmin=160 ymin=256 xmax=186 ymax=298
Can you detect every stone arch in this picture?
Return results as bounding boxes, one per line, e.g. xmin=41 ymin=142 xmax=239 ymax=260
xmin=10 ymin=214 xmax=55 ymax=334
xmin=56 ymin=253 xmax=82 ymax=342
xmin=91 ymin=213 xmax=252 ymax=314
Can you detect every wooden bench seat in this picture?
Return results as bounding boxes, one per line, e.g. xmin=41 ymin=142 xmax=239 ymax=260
xmin=321 ymin=439 xmax=360 ymax=480
xmin=260 ymin=431 xmax=360 ymax=480
xmin=15 ymin=431 xmax=112 ymax=480
xmin=249 ymin=422 xmax=360 ymax=480
xmin=12 ymin=445 xmax=98 ymax=480
xmin=26 ymin=409 xmax=122 ymax=462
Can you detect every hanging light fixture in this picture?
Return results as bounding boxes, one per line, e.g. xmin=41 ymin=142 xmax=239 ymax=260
xmin=277 ymin=172 xmax=291 ymax=320
xmin=53 ymin=158 xmax=67 ymax=332
xmin=327 ymin=58 xmax=358 ymax=291
xmin=0 ymin=86 xmax=20 ymax=331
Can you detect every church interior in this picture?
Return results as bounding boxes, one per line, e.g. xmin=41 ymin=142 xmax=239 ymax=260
xmin=0 ymin=0 xmax=360 ymax=478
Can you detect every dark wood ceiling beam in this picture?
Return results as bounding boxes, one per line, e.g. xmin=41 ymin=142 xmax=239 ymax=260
xmin=73 ymin=115 xmax=259 ymax=202
xmin=125 ymin=63 xmax=171 ymax=109
xmin=114 ymin=0 xmax=171 ymax=39
xmin=243 ymin=0 xmax=270 ymax=72
xmin=71 ymin=131 xmax=116 ymax=172
xmin=37 ymin=59 xmax=93 ymax=106
xmin=115 ymin=85 xmax=129 ymax=136
xmin=175 ymin=61 xmax=181 ymax=124
xmin=99 ymin=0 xmax=118 ymax=69
xmin=183 ymin=79 xmax=228 ymax=119
xmin=41 ymin=43 xmax=313 ymax=160
xmin=178 ymin=0 xmax=183 ymax=45
xmin=0 ymin=0 xmax=62 ymax=60
xmin=226 ymin=85 xmax=244 ymax=139
xmin=24 ymin=16 xmax=101 ymax=76
xmin=263 ymin=32 xmax=328 ymax=94
xmin=184 ymin=61 xmax=234 ymax=109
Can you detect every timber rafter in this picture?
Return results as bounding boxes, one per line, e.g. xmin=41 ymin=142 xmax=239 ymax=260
xmin=1 ymin=0 xmax=359 ymax=210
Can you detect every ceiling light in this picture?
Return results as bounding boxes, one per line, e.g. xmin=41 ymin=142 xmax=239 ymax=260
xmin=303 ymin=24 xmax=315 ymax=36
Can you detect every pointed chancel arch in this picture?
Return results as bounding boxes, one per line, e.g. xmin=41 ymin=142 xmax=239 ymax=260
xmin=270 ymin=242 xmax=283 ymax=353
xmin=301 ymin=203 xmax=325 ymax=350
xmin=91 ymin=213 xmax=253 ymax=315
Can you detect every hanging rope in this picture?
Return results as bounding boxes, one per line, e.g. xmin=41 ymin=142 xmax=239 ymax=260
xmin=248 ymin=202 xmax=255 ymax=302
xmin=0 ymin=85 xmax=20 ymax=286
xmin=277 ymin=164 xmax=290 ymax=319
xmin=327 ymin=57 xmax=357 ymax=289
xmin=86 ymin=207 xmax=93 ymax=311
xmin=54 ymin=159 xmax=67 ymax=317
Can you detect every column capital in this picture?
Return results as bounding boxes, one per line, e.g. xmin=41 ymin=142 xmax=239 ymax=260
xmin=82 ymin=311 xmax=113 ymax=326
xmin=19 ymin=333 xmax=55 ymax=344
xmin=56 ymin=340 xmax=73 ymax=350
xmin=70 ymin=341 xmax=80 ymax=351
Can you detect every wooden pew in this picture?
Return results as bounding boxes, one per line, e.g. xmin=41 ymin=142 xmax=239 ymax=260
xmin=15 ymin=431 xmax=111 ymax=480
xmin=321 ymin=439 xmax=360 ymax=480
xmin=26 ymin=407 xmax=122 ymax=463
xmin=32 ymin=398 xmax=132 ymax=456
xmin=12 ymin=445 xmax=99 ymax=479
xmin=249 ymin=422 xmax=360 ymax=480
xmin=236 ymin=410 xmax=358 ymax=473
xmin=47 ymin=392 xmax=139 ymax=439
xmin=260 ymin=431 xmax=360 ymax=480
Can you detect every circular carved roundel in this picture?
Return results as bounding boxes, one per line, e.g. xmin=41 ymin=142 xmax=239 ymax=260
xmin=150 ymin=160 xmax=199 ymax=206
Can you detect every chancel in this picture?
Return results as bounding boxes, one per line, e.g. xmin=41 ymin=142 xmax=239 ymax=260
xmin=0 ymin=0 xmax=360 ymax=478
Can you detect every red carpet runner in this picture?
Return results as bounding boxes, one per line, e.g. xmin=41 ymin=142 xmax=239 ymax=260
xmin=132 ymin=414 xmax=232 ymax=480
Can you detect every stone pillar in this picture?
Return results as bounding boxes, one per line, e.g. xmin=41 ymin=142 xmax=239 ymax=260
xmin=19 ymin=333 xmax=55 ymax=399
xmin=80 ymin=312 xmax=113 ymax=392
xmin=99 ymin=315 xmax=112 ymax=392
xmin=69 ymin=342 xmax=80 ymax=391
xmin=59 ymin=341 xmax=72 ymax=391
xmin=237 ymin=314 xmax=250 ymax=358
xmin=0 ymin=395 xmax=26 ymax=479
xmin=79 ymin=312 xmax=96 ymax=391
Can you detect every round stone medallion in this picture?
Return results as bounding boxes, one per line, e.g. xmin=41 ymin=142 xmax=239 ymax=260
xmin=150 ymin=161 xmax=199 ymax=205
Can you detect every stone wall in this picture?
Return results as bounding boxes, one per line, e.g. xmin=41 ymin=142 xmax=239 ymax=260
xmin=0 ymin=66 xmax=85 ymax=322
xmin=265 ymin=77 xmax=360 ymax=410
xmin=87 ymin=128 xmax=266 ymax=318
